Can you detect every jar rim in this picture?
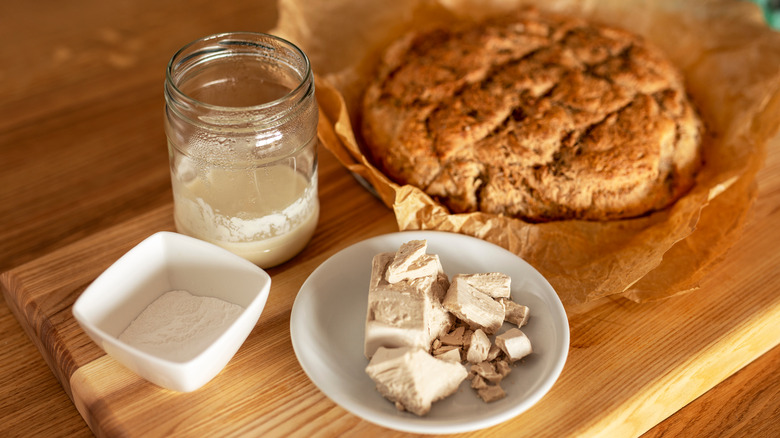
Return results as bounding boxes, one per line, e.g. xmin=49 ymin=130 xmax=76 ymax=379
xmin=165 ymin=31 xmax=313 ymax=113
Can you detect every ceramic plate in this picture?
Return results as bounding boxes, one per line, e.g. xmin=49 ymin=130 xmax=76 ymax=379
xmin=290 ymin=231 xmax=569 ymax=434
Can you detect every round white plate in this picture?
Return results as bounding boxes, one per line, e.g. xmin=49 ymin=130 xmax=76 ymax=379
xmin=290 ymin=231 xmax=569 ymax=434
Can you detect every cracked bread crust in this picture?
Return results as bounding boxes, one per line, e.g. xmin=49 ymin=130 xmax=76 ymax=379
xmin=360 ymin=9 xmax=702 ymax=221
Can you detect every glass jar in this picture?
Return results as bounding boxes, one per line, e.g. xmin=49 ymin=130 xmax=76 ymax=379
xmin=165 ymin=32 xmax=319 ymax=268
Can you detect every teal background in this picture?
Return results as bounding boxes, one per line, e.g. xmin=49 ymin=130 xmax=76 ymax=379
xmin=749 ymin=0 xmax=780 ymax=29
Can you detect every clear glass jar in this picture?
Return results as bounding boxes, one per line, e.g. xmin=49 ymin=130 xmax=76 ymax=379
xmin=165 ymin=32 xmax=319 ymax=268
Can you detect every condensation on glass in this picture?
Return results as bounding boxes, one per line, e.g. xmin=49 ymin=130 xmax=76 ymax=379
xmin=165 ymin=32 xmax=319 ymax=268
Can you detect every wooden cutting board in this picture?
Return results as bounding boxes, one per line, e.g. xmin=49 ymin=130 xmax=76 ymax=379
xmin=2 ymin=142 xmax=779 ymax=437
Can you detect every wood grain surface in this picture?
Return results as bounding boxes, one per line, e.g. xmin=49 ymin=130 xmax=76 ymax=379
xmin=1 ymin=0 xmax=779 ymax=437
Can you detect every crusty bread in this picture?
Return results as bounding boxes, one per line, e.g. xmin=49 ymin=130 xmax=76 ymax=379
xmin=360 ymin=9 xmax=702 ymax=222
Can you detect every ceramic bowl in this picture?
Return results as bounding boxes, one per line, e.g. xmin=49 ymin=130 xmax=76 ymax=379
xmin=72 ymin=231 xmax=271 ymax=392
xmin=291 ymin=231 xmax=569 ymax=434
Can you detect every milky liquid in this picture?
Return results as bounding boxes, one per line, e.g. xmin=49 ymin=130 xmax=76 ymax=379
xmin=171 ymin=159 xmax=318 ymax=268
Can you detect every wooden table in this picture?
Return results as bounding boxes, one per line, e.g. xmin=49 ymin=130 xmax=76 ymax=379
xmin=1 ymin=1 xmax=778 ymax=436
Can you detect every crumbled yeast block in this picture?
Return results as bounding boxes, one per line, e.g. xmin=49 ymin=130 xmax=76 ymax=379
xmin=470 ymin=374 xmax=488 ymax=389
xmin=442 ymin=276 xmax=504 ymax=334
xmin=388 ymin=254 xmax=441 ymax=284
xmin=462 ymin=329 xmax=474 ymax=349
xmin=430 ymin=265 xmax=450 ymax=301
xmin=453 ymin=273 xmax=511 ymax=298
xmin=499 ymin=297 xmax=530 ymax=327
xmin=495 ymin=328 xmax=533 ymax=363
xmin=477 ymin=384 xmax=507 ymax=403
xmin=385 ymin=240 xmax=431 ymax=283
xmin=440 ymin=325 xmax=466 ymax=346
xmin=432 ymin=344 xmax=459 ymax=355
xmin=495 ymin=359 xmax=512 ymax=378
xmin=364 ymin=251 xmax=454 ymax=358
xmin=471 ymin=361 xmax=503 ymax=384
xmin=434 ymin=348 xmax=462 ymax=362
xmin=486 ymin=344 xmax=502 ymax=361
xmin=365 ymin=346 xmax=468 ymax=416
xmin=466 ymin=329 xmax=491 ymax=364
xmin=365 ymin=240 xmax=537 ymax=409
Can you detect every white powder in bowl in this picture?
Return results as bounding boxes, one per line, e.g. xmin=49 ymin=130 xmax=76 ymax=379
xmin=118 ymin=289 xmax=245 ymax=362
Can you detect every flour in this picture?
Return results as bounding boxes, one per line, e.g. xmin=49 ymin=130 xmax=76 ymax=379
xmin=118 ymin=290 xmax=245 ymax=362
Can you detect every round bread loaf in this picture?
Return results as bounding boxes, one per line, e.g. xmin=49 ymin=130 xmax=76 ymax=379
xmin=360 ymin=9 xmax=702 ymax=222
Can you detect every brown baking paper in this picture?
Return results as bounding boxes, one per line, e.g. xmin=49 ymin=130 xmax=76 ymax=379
xmin=274 ymin=0 xmax=780 ymax=307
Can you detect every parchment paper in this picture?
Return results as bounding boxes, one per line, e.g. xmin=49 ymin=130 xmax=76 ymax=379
xmin=274 ymin=0 xmax=780 ymax=307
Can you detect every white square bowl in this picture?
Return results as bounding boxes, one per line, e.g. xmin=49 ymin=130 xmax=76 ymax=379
xmin=72 ymin=231 xmax=271 ymax=392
